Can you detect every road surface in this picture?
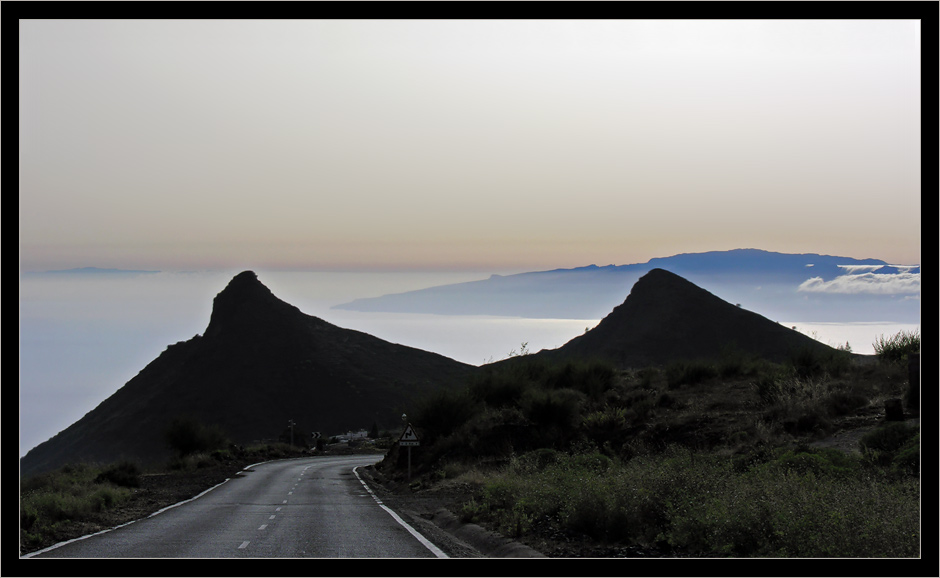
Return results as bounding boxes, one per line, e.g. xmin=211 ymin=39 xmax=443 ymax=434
xmin=29 ymin=454 xmax=447 ymax=558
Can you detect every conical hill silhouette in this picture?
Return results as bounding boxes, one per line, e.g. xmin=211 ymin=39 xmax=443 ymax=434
xmin=20 ymin=272 xmax=474 ymax=477
xmin=534 ymin=268 xmax=839 ymax=368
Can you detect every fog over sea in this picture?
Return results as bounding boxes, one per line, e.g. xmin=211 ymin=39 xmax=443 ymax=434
xmin=19 ymin=270 xmax=918 ymax=457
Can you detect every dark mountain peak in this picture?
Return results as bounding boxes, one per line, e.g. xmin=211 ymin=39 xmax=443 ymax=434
xmin=538 ymin=268 xmax=836 ymax=368
xmin=21 ymin=270 xmax=474 ymax=477
xmin=630 ymin=267 xmax=690 ymax=293
xmin=600 ymin=267 xmax=729 ymax=330
xmin=608 ymin=268 xmax=674 ymax=309
xmin=204 ymin=271 xmax=303 ymax=339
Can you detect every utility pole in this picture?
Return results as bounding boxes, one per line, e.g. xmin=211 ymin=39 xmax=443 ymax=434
xmin=288 ymin=419 xmax=295 ymax=447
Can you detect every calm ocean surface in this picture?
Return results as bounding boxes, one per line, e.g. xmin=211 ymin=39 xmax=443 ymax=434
xmin=18 ymin=270 xmax=918 ymax=456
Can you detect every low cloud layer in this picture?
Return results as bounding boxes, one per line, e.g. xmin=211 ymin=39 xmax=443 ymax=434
xmin=798 ymin=272 xmax=921 ymax=295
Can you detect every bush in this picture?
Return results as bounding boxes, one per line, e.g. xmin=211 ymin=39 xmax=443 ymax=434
xmin=513 ymin=448 xmax=560 ymax=472
xmin=665 ymin=360 xmax=717 ymax=389
xmin=412 ymin=388 xmax=479 ymax=445
xmin=754 ymin=372 xmax=829 ymax=407
xmin=873 ymin=329 xmax=920 ymax=364
xmin=468 ymin=370 xmax=530 ymax=408
xmin=94 ymin=460 xmax=141 ymax=488
xmin=825 ymin=391 xmax=870 ymax=417
xmin=859 ymin=422 xmax=919 ymax=453
xmin=759 ymin=448 xmax=860 ymax=479
xmin=466 ymin=446 xmax=920 ymax=556
xmin=164 ymin=416 xmax=230 ymax=457
xmin=788 ymin=346 xmax=852 ymax=379
xmin=20 ymin=462 xmax=134 ymax=549
xmin=520 ymin=388 xmax=583 ymax=433
xmin=859 ymin=423 xmax=920 ymax=476
xmin=545 ymin=361 xmax=616 ymax=399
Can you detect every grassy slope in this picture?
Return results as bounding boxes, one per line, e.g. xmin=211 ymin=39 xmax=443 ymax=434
xmin=374 ymin=349 xmax=921 ymax=558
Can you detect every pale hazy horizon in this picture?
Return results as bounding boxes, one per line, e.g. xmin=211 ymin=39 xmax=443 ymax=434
xmin=20 ymin=19 xmax=921 ymax=273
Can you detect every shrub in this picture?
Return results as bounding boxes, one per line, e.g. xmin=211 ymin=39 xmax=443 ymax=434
xmin=788 ymin=346 xmax=852 ymax=379
xmin=890 ymin=435 xmax=920 ymax=477
xmin=873 ymin=329 xmax=920 ymax=364
xmin=462 ymin=445 xmax=919 ymax=556
xmin=760 ymin=448 xmax=860 ymax=479
xmin=570 ymin=451 xmax=612 ymax=473
xmin=468 ymin=370 xmax=530 ymax=408
xmin=656 ymin=392 xmax=679 ymax=408
xmin=754 ymin=372 xmax=829 ymax=407
xmin=94 ymin=460 xmax=141 ymax=488
xmin=859 ymin=423 xmax=920 ymax=475
xmin=825 ymin=391 xmax=870 ymax=417
xmin=164 ymin=416 xmax=230 ymax=457
xmin=513 ymin=448 xmax=560 ymax=472
xmin=859 ymin=422 xmax=919 ymax=453
xmin=20 ymin=462 xmax=134 ymax=549
xmin=545 ymin=361 xmax=616 ymax=399
xmin=665 ymin=360 xmax=717 ymax=389
xmin=520 ymin=388 xmax=583 ymax=433
xmin=582 ymin=405 xmax=628 ymax=431
xmin=412 ymin=388 xmax=479 ymax=445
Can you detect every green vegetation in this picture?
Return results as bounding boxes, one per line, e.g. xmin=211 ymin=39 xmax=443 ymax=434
xmin=873 ymin=329 xmax=920 ymax=365
xmin=385 ymin=337 xmax=919 ymax=557
xmin=20 ymin=462 xmax=137 ymax=551
xmin=19 ymin=434 xmax=335 ymax=554
xmin=461 ymin=446 xmax=918 ymax=557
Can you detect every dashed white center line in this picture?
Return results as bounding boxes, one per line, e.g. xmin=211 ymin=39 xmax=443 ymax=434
xmin=258 ymin=524 xmax=268 ymax=530
xmin=238 ymin=541 xmax=250 ymax=549
xmin=275 ymin=507 xmax=282 ymax=512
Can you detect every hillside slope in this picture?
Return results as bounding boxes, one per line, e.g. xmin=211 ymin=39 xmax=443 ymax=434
xmin=21 ymin=271 xmax=475 ymax=477
xmin=528 ymin=268 xmax=841 ymax=368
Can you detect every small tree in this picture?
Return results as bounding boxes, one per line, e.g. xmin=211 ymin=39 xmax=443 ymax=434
xmin=369 ymin=422 xmax=379 ymax=439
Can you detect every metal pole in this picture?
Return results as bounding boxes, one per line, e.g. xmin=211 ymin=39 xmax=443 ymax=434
xmin=407 ymin=446 xmax=411 ymax=481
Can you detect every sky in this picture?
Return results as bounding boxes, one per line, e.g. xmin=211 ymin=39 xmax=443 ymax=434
xmin=19 ymin=19 xmax=922 ymax=273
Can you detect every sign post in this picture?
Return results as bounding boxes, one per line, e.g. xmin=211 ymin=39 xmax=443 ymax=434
xmin=398 ymin=423 xmax=420 ymax=480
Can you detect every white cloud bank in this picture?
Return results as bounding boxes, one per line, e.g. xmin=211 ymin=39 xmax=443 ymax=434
xmin=798 ymin=272 xmax=921 ymax=295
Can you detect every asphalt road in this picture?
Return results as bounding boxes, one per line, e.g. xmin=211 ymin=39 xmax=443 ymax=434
xmin=29 ymin=454 xmax=446 ymax=558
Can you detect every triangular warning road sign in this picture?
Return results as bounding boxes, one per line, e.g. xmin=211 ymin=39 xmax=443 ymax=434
xmin=400 ymin=423 xmax=420 ymax=442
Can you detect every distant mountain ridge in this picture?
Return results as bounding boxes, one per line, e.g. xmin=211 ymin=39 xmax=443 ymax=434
xmin=332 ymin=249 xmax=920 ymax=322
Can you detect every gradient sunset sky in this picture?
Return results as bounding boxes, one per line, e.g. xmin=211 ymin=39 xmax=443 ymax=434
xmin=19 ymin=19 xmax=921 ymax=273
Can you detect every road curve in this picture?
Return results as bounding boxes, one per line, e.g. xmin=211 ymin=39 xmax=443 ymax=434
xmin=29 ymin=454 xmax=445 ymax=558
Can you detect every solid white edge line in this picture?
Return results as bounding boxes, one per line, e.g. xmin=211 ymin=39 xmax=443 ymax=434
xmin=353 ymin=466 xmax=449 ymax=559
xmin=21 ymin=463 xmax=272 ymax=558
xmin=22 ymin=477 xmax=234 ymax=558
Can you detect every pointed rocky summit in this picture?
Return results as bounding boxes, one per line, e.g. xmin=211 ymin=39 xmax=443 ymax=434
xmin=538 ymin=268 xmax=838 ymax=368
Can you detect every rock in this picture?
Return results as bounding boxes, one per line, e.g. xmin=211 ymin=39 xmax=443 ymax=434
xmin=885 ymin=398 xmax=904 ymax=421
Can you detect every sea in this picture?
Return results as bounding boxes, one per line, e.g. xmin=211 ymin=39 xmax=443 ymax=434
xmin=18 ymin=270 xmax=919 ymax=457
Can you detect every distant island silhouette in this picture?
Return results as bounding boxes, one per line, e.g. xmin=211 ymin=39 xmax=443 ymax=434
xmin=332 ymin=249 xmax=920 ymax=323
